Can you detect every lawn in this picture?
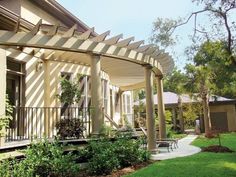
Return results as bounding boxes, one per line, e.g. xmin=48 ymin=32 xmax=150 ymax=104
xmin=125 ymin=133 xmax=236 ymax=177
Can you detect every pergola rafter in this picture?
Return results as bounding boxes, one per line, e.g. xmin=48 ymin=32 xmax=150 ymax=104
xmin=0 ymin=19 xmax=174 ymax=84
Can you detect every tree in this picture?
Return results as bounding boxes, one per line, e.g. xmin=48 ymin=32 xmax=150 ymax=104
xmin=56 ymin=74 xmax=82 ymax=106
xmin=183 ymin=102 xmax=202 ymax=129
xmin=193 ymin=40 xmax=236 ymax=98
xmin=164 ymin=68 xmax=188 ymax=132
xmin=185 ymin=64 xmax=215 ymax=136
xmin=151 ymin=0 xmax=236 ymax=67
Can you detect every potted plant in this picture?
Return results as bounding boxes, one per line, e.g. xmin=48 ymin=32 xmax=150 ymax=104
xmin=56 ymin=74 xmax=83 ymax=139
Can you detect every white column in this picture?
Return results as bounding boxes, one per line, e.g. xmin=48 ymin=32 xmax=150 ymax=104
xmin=84 ymin=76 xmax=88 ymax=108
xmin=156 ymin=75 xmax=166 ymax=139
xmin=90 ymin=54 xmax=103 ymax=135
xmin=119 ymin=90 xmax=124 ymax=126
xmin=0 ymin=48 xmax=6 ymax=146
xmin=145 ymin=66 xmax=156 ymax=152
xmin=43 ymin=60 xmax=50 ymax=137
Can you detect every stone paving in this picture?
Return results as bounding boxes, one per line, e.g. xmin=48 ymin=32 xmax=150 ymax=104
xmin=151 ymin=135 xmax=201 ymax=160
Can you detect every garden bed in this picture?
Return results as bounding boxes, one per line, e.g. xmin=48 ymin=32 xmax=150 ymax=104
xmin=201 ymin=145 xmax=234 ymax=153
xmin=77 ymin=160 xmax=154 ymax=177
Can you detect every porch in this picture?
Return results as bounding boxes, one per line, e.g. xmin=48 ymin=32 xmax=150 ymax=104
xmin=5 ymin=106 xmax=92 ymax=143
xmin=0 ymin=19 xmax=174 ymax=152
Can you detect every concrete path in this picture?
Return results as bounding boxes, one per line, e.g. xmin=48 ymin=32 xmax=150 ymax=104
xmin=151 ymin=135 xmax=201 ymax=160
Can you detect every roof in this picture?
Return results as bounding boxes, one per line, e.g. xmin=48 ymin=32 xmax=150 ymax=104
xmin=134 ymin=92 xmax=236 ymax=106
xmin=31 ymin=0 xmax=95 ymax=34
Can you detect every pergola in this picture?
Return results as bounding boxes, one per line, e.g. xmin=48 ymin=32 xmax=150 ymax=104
xmin=0 ymin=20 xmax=174 ymax=152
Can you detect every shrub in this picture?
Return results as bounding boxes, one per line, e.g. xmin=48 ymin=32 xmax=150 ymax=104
xmin=0 ymin=95 xmax=13 ymax=137
xmin=114 ymin=137 xmax=150 ymax=167
xmin=85 ymin=140 xmax=119 ymax=175
xmin=80 ymin=137 xmax=150 ymax=175
xmin=99 ymin=124 xmax=116 ymax=138
xmin=56 ymin=75 xmax=82 ymax=105
xmin=0 ymin=159 xmax=13 ymax=177
xmin=0 ymin=139 xmax=80 ymax=177
xmin=56 ymin=118 xmax=85 ymax=139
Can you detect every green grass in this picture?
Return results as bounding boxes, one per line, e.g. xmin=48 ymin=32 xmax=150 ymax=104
xmin=125 ymin=133 xmax=236 ymax=177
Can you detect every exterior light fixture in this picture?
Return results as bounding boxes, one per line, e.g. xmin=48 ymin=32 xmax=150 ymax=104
xmin=36 ymin=59 xmax=43 ymax=71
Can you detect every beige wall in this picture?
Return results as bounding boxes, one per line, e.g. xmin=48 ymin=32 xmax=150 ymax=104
xmin=21 ymin=0 xmax=64 ymax=26
xmin=210 ymin=104 xmax=236 ymax=131
xmin=0 ymin=48 xmax=6 ymax=116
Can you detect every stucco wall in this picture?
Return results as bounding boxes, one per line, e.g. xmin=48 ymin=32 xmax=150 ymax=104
xmin=20 ymin=0 xmax=64 ymax=26
xmin=210 ymin=104 xmax=236 ymax=131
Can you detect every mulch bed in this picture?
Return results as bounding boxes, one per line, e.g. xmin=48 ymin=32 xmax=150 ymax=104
xmin=77 ymin=160 xmax=155 ymax=177
xmin=201 ymin=145 xmax=234 ymax=153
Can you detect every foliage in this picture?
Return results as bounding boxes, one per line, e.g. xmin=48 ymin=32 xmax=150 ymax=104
xmin=165 ymin=110 xmax=172 ymax=124
xmin=166 ymin=124 xmax=173 ymax=138
xmin=0 ymin=139 xmax=80 ymax=177
xmin=185 ymin=64 xmax=214 ymax=134
xmin=192 ymin=41 xmax=236 ymax=98
xmin=134 ymin=101 xmax=146 ymax=127
xmin=81 ymin=137 xmax=150 ymax=175
xmin=150 ymin=18 xmax=181 ymax=48
xmin=151 ymin=0 xmax=236 ymax=64
xmin=86 ymin=140 xmax=119 ymax=175
xmin=56 ymin=74 xmax=83 ymax=105
xmin=133 ymin=89 xmax=146 ymax=101
xmin=0 ymin=159 xmax=13 ymax=177
xmin=113 ymin=137 xmax=150 ymax=168
xmin=155 ymin=110 xmax=172 ymax=127
xmin=56 ymin=118 xmax=85 ymax=139
xmin=191 ymin=0 xmax=236 ymax=59
xmin=0 ymin=95 xmax=13 ymax=137
xmin=183 ymin=103 xmax=202 ymax=129
xmin=164 ymin=68 xmax=188 ymax=95
xmin=99 ymin=124 xmax=116 ymax=138
xmin=185 ymin=64 xmax=214 ymax=95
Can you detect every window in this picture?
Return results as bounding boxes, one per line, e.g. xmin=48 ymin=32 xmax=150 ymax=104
xmin=102 ymin=79 xmax=108 ymax=113
xmin=6 ymin=58 xmax=25 ymax=130
xmin=6 ymin=58 xmax=25 ymax=107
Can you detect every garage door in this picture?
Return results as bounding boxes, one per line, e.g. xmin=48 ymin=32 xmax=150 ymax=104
xmin=210 ymin=112 xmax=228 ymax=132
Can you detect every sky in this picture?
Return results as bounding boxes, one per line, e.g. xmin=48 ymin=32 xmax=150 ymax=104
xmin=57 ymin=0 xmax=201 ymax=70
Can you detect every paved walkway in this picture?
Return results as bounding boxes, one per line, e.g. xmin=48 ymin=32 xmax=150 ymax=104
xmin=151 ymin=135 xmax=201 ymax=160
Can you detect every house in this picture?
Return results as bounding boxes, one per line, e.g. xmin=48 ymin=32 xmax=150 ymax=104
xmin=0 ymin=0 xmax=174 ymax=152
xmin=134 ymin=92 xmax=236 ymax=132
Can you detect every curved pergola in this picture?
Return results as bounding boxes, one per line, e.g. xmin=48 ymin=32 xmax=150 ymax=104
xmin=0 ymin=20 xmax=174 ymax=90
xmin=0 ymin=19 xmax=174 ymax=152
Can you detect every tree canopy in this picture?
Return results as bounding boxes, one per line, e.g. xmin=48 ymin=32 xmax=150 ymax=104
xmin=152 ymin=0 xmax=236 ymax=98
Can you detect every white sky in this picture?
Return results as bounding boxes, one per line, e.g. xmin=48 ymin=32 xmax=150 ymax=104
xmin=57 ymin=0 xmax=202 ymax=70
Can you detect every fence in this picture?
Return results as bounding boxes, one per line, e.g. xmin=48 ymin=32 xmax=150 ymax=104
xmin=5 ymin=106 xmax=92 ymax=142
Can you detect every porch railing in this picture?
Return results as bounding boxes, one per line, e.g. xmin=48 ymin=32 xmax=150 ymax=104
xmin=5 ymin=107 xmax=92 ymax=142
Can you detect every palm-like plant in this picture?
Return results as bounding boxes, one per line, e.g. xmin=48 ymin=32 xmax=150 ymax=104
xmin=185 ymin=64 xmax=215 ymax=136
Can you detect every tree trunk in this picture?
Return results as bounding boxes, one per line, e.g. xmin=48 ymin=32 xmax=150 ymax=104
xmin=178 ymin=96 xmax=184 ymax=133
xmin=172 ymin=108 xmax=177 ymax=130
xmin=202 ymin=92 xmax=211 ymax=136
